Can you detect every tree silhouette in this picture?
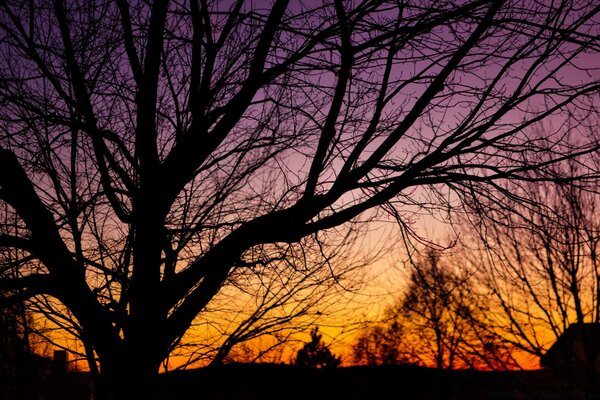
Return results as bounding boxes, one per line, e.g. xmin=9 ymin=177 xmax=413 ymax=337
xmin=353 ymin=251 xmax=518 ymax=370
xmin=352 ymin=321 xmax=406 ymax=366
xmin=0 ymin=0 xmax=598 ymax=398
xmin=463 ymin=168 xmax=600 ymax=387
xmin=294 ymin=327 xmax=341 ymax=368
xmin=400 ymin=251 xmax=515 ymax=369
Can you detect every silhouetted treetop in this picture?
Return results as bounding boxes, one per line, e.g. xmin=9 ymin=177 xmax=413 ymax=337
xmin=294 ymin=327 xmax=341 ymax=368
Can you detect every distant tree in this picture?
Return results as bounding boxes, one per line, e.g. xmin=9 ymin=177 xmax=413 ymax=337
xmin=403 ymin=251 xmax=509 ymax=369
xmin=403 ymin=251 xmax=471 ymax=369
xmin=353 ymin=251 xmax=517 ymax=370
xmin=465 ymin=171 xmax=600 ymax=387
xmin=352 ymin=320 xmax=406 ymax=366
xmin=294 ymin=327 xmax=341 ymax=368
xmin=0 ymin=1 xmax=598 ymax=398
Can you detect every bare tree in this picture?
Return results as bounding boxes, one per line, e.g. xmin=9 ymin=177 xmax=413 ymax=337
xmin=0 ymin=0 xmax=598 ymax=398
xmin=353 ymin=250 xmax=517 ymax=369
xmin=352 ymin=320 xmax=407 ymax=366
xmin=463 ymin=173 xmax=600 ymax=386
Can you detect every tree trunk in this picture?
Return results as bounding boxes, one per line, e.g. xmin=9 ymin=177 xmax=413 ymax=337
xmin=435 ymin=326 xmax=444 ymax=369
xmin=96 ymin=351 xmax=163 ymax=400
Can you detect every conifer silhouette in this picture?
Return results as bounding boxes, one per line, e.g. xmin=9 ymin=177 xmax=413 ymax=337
xmin=294 ymin=327 xmax=341 ymax=368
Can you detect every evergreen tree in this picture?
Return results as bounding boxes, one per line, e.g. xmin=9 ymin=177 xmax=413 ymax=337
xmin=294 ymin=328 xmax=341 ymax=368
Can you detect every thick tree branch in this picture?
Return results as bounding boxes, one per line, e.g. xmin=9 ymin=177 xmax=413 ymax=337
xmin=303 ymin=0 xmax=353 ymax=199
xmin=116 ymin=0 xmax=143 ymax=86
xmin=0 ymin=234 xmax=31 ymax=252
xmin=0 ymin=147 xmax=75 ymax=271
xmin=0 ymin=273 xmax=52 ymax=292
xmin=136 ymin=0 xmax=170 ymax=175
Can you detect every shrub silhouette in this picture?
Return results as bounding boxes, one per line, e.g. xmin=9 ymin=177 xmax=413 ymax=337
xmin=294 ymin=327 xmax=341 ymax=368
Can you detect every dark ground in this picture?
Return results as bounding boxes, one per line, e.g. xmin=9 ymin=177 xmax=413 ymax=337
xmin=161 ymin=364 xmax=597 ymax=400
xmin=5 ymin=361 xmax=600 ymax=400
